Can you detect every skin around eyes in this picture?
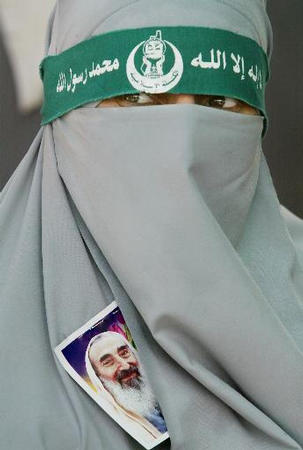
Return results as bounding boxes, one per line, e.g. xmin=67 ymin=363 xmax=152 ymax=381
xmin=96 ymin=93 xmax=260 ymax=115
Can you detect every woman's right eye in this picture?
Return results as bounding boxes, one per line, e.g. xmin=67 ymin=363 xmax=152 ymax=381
xmin=120 ymin=93 xmax=155 ymax=106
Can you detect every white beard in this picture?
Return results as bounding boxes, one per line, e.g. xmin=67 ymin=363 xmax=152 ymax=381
xmin=101 ymin=375 xmax=157 ymax=417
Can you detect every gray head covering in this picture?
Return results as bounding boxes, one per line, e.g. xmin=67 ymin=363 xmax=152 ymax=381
xmin=1 ymin=1 xmax=303 ymax=449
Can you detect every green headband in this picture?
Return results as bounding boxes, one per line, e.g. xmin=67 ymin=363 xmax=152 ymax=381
xmin=39 ymin=26 xmax=270 ymax=133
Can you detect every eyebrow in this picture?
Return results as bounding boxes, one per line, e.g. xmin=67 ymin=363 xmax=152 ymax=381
xmin=99 ymin=345 xmax=128 ymax=363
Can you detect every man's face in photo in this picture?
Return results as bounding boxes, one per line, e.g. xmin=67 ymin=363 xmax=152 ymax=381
xmin=88 ymin=333 xmax=157 ymax=417
xmin=89 ymin=334 xmax=142 ymax=389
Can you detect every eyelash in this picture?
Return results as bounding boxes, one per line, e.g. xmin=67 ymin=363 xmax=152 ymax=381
xmin=103 ymin=359 xmax=114 ymax=367
xmin=122 ymin=93 xmax=155 ymax=105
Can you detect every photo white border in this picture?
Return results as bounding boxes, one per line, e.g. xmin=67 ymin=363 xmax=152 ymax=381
xmin=54 ymin=300 xmax=169 ymax=449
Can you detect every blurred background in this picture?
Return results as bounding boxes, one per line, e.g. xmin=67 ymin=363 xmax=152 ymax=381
xmin=0 ymin=0 xmax=302 ymax=217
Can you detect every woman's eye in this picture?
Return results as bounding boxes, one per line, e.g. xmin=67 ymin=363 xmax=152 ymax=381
xmin=122 ymin=93 xmax=155 ymax=105
xmin=208 ymin=96 xmax=239 ymax=110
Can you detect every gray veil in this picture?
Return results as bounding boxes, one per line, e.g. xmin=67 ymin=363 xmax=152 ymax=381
xmin=1 ymin=1 xmax=303 ymax=449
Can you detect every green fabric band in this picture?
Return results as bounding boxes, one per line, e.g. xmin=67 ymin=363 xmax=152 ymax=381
xmin=39 ymin=26 xmax=269 ymax=133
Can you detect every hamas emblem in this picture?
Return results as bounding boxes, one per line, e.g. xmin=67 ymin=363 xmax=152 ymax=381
xmin=126 ymin=30 xmax=183 ymax=93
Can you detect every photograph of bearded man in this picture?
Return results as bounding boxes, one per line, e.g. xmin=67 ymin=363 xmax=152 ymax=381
xmin=85 ymin=331 xmax=167 ymax=436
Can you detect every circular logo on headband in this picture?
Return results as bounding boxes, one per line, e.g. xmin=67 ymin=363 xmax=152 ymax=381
xmin=126 ymin=29 xmax=183 ymax=93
